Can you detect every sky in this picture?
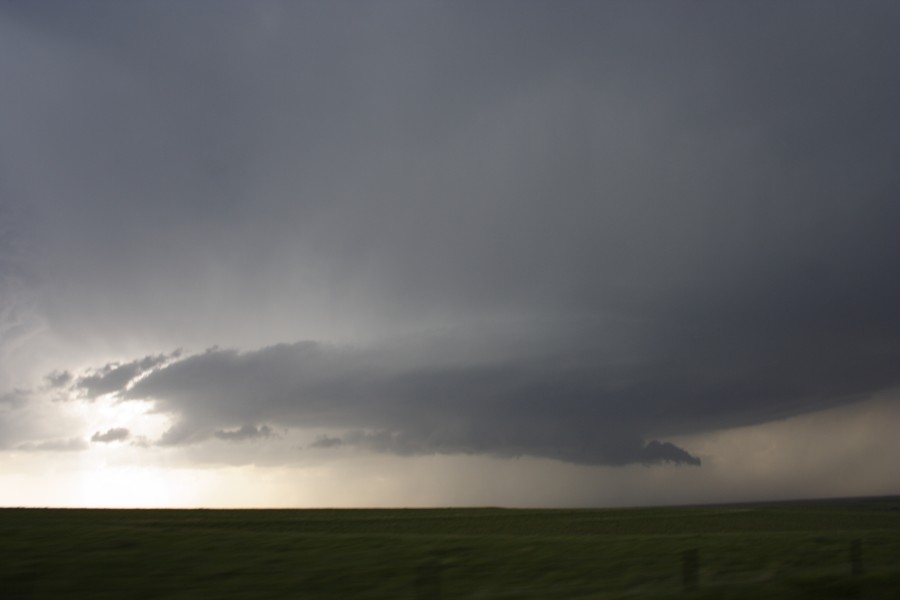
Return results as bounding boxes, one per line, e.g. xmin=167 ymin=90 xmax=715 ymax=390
xmin=1 ymin=0 xmax=898 ymax=508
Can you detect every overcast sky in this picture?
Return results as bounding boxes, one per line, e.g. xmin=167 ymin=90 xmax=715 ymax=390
xmin=1 ymin=0 xmax=899 ymax=508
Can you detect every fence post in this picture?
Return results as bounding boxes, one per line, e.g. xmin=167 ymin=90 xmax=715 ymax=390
xmin=682 ymin=548 xmax=699 ymax=592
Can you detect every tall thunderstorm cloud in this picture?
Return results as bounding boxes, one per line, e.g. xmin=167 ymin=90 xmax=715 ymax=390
xmin=0 ymin=1 xmax=898 ymax=501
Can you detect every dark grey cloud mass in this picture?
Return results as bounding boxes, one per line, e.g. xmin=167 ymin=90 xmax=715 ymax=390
xmin=1 ymin=2 xmax=899 ymax=469
xmin=122 ymin=337 xmax=708 ymax=464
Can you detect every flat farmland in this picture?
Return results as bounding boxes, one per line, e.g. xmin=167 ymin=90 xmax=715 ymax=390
xmin=2 ymin=497 xmax=899 ymax=599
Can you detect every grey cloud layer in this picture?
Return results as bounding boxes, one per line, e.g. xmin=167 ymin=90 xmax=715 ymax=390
xmin=1 ymin=3 xmax=899 ymax=469
xmin=3 ymin=2 xmax=896 ymax=344
xmin=124 ymin=337 xmax=706 ymax=466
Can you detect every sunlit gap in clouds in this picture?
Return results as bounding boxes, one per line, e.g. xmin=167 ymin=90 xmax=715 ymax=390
xmin=71 ymin=396 xmax=170 ymax=447
xmin=36 ymin=391 xmax=181 ymax=508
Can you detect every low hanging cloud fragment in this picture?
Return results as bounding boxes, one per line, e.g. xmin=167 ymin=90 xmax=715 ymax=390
xmin=90 ymin=427 xmax=130 ymax=443
xmin=214 ymin=424 xmax=273 ymax=442
xmin=639 ymin=441 xmax=701 ymax=466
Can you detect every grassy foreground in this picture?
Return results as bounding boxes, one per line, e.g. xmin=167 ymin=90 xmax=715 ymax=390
xmin=1 ymin=497 xmax=899 ymax=599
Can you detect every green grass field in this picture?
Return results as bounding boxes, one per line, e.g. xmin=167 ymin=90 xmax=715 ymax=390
xmin=2 ymin=496 xmax=899 ymax=599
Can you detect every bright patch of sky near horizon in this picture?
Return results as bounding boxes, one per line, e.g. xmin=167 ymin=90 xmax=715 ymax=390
xmin=1 ymin=394 xmax=897 ymax=508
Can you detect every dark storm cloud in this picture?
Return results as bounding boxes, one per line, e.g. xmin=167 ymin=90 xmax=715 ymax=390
xmin=118 ymin=277 xmax=897 ymax=466
xmin=124 ymin=338 xmax=705 ymax=466
xmin=1 ymin=2 xmax=899 ymax=468
xmin=90 ymin=427 xmax=130 ymax=443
